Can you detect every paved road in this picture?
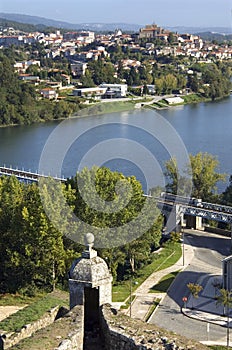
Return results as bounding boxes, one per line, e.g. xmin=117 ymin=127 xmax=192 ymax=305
xmin=149 ymin=230 xmax=231 ymax=344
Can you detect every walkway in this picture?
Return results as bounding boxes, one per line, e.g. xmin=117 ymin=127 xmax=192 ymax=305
xmin=120 ymin=229 xmax=232 ymax=333
xmin=0 ymin=305 xmax=26 ymax=322
xmin=122 ymin=240 xmax=194 ymax=321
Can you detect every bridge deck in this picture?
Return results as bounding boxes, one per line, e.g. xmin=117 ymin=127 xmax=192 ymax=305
xmin=1 ymin=167 xmax=232 ymax=224
xmin=0 ymin=166 xmax=65 ymax=183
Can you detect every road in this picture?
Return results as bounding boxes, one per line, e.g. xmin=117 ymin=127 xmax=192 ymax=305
xmin=149 ymin=230 xmax=231 ymax=344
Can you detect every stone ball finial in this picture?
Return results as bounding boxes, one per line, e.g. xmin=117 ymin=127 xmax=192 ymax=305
xmin=84 ymin=232 xmax=95 ymax=250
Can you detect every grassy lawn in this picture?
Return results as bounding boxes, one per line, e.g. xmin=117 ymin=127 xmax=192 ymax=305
xmin=145 ymin=298 xmax=161 ymax=322
xmin=182 ymin=93 xmax=208 ymax=104
xmin=0 ymin=292 xmax=47 ymax=307
xmin=71 ymin=100 xmax=136 ymax=118
xmin=5 ymin=312 xmax=76 ymax=350
xmin=0 ymin=290 xmax=69 ymax=332
xmin=120 ymin=295 xmax=136 ymax=310
xmin=112 ymin=242 xmax=182 ymax=302
xmin=209 ymin=347 xmax=230 ymax=350
xmin=150 ymin=271 xmax=180 ymax=293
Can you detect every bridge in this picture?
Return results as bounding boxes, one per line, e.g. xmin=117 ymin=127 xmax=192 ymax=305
xmin=1 ymin=165 xmax=232 ymax=228
xmin=145 ymin=192 xmax=232 ymax=233
xmin=0 ymin=165 xmax=65 ymax=183
xmin=157 ymin=192 xmax=232 ymax=224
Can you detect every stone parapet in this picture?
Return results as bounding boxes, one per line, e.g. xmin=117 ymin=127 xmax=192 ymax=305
xmin=100 ymin=304 xmax=209 ymax=350
xmin=55 ymin=306 xmax=84 ymax=350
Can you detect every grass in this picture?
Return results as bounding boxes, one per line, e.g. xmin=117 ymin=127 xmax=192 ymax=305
xmin=71 ymin=100 xmax=136 ymax=118
xmin=120 ymin=294 xmax=136 ymax=310
xmin=6 ymin=313 xmax=76 ymax=350
xmin=182 ymin=93 xmax=209 ymax=104
xmin=112 ymin=242 xmax=182 ymax=302
xmin=0 ymin=293 xmax=44 ymax=306
xmin=0 ymin=290 xmax=69 ymax=332
xmin=150 ymin=271 xmax=180 ymax=293
xmin=145 ymin=298 xmax=161 ymax=322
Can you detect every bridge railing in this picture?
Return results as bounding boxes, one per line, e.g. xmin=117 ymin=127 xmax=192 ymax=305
xmin=0 ymin=166 xmax=66 ymax=183
xmin=144 ymin=192 xmax=232 ymax=224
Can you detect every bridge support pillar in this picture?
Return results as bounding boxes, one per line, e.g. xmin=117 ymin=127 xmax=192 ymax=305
xmin=185 ymin=215 xmax=204 ymax=230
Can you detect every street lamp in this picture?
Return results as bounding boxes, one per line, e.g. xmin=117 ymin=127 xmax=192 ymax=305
xmin=129 ymin=277 xmax=138 ymax=318
xmin=230 ymin=223 xmax=232 ymax=253
xmin=130 ymin=277 xmax=132 ymax=318
xmin=181 ymin=220 xmax=186 ymax=266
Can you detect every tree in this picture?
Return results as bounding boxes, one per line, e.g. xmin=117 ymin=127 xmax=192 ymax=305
xmin=189 ymin=153 xmax=225 ymax=201
xmin=67 ymin=166 xmax=163 ymax=281
xmin=87 ymin=59 xmax=116 ymax=85
xmin=187 ymin=282 xmax=203 ymax=308
xmin=202 ymin=63 xmax=231 ymax=100
xmin=128 ymin=66 xmax=140 ymax=86
xmin=222 ymin=175 xmax=232 ymax=206
xmin=168 ymin=32 xmax=175 ymax=44
xmin=154 ymin=77 xmax=164 ymax=95
xmin=164 ymin=157 xmax=191 ymax=196
xmin=187 ymin=74 xmax=199 ymax=92
xmin=216 ymin=289 xmax=232 ymax=348
xmin=165 ymin=152 xmax=225 ymax=201
xmin=163 ymin=74 xmax=177 ymax=94
xmin=143 ymin=83 xmax=149 ymax=95
xmin=176 ymin=74 xmax=187 ymax=90
xmin=0 ymin=176 xmax=76 ymax=294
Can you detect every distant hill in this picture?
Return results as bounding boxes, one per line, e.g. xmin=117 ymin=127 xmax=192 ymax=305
xmin=167 ymin=26 xmax=232 ymax=35
xmin=194 ymin=31 xmax=232 ymax=42
xmin=0 ymin=17 xmax=42 ymax=32
xmin=0 ymin=13 xmax=142 ymax=32
xmin=1 ymin=13 xmax=231 ymax=36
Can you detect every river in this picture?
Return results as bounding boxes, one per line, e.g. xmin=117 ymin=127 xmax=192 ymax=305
xmin=0 ymin=96 xmax=231 ymax=192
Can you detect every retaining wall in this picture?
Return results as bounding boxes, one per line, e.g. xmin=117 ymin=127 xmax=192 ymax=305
xmin=4 ymin=306 xmax=60 ymax=349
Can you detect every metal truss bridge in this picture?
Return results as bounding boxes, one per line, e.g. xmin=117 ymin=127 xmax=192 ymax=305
xmin=0 ymin=166 xmax=65 ymax=183
xmin=1 ymin=166 xmax=232 ymax=225
xmin=146 ymin=192 xmax=232 ymax=225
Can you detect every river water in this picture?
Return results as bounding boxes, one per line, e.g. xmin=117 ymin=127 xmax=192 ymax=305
xmin=0 ymin=96 xmax=231 ymax=192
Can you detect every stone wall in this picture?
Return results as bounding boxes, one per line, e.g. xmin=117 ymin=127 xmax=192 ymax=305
xmin=205 ymin=226 xmax=231 ymax=237
xmin=3 ymin=303 xmax=210 ymax=350
xmin=54 ymin=305 xmax=84 ymax=350
xmin=4 ymin=306 xmax=60 ymax=349
xmin=100 ymin=304 xmax=209 ymax=350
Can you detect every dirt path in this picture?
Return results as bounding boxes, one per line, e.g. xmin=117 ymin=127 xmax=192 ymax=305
xmin=0 ymin=306 xmax=26 ymax=322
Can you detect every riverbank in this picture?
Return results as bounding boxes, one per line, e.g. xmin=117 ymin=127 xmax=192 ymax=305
xmin=0 ymin=93 xmax=230 ymax=129
xmin=71 ymin=99 xmax=137 ymax=118
xmin=146 ymin=93 xmax=231 ymax=110
xmin=0 ymin=100 xmax=138 ymax=129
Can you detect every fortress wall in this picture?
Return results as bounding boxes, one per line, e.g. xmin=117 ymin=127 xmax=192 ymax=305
xmin=54 ymin=305 xmax=84 ymax=350
xmin=4 ymin=306 xmax=60 ymax=349
xmin=100 ymin=304 xmax=209 ymax=350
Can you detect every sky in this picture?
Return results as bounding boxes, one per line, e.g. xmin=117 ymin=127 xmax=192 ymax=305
xmin=1 ymin=0 xmax=232 ymax=27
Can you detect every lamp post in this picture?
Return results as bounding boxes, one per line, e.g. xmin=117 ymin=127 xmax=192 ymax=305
xmin=230 ymin=223 xmax=232 ymax=253
xmin=182 ymin=225 xmax=185 ymax=266
xmin=182 ymin=220 xmax=186 ymax=266
xmin=129 ymin=277 xmax=138 ymax=318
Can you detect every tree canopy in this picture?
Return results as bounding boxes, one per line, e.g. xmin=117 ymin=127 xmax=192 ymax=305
xmin=165 ymin=152 xmax=225 ymax=201
xmin=0 ymin=166 xmax=163 ymax=293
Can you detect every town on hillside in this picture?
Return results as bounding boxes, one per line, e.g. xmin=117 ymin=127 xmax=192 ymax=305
xmin=0 ymin=21 xmax=232 ymax=125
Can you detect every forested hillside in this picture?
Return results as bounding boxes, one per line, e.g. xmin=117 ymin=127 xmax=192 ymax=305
xmin=0 ymin=52 xmax=79 ymax=125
